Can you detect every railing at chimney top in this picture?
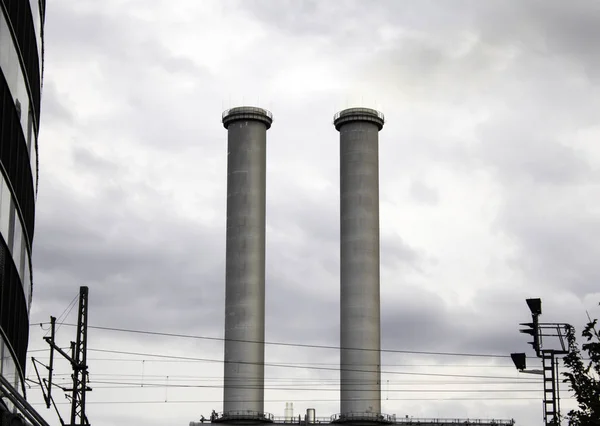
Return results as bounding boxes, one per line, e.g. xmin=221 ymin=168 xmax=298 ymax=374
xmin=207 ymin=409 xmax=515 ymax=425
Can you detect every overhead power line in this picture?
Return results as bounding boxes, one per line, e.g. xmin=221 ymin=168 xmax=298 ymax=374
xmin=45 ymin=374 xmax=540 ymax=386
xmin=28 ymin=355 xmax=518 ymax=369
xmin=48 ymin=373 xmax=538 ymax=384
xmin=75 ymin=379 xmax=544 ymax=392
xmin=84 ymin=348 xmax=529 ymax=381
xmin=28 ymin=397 xmax=542 ymax=406
xmin=48 ymin=323 xmax=510 ymax=359
xmin=44 ymin=375 xmax=541 ymax=392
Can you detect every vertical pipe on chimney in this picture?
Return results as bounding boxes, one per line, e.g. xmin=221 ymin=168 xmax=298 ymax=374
xmin=221 ymin=107 xmax=273 ymax=419
xmin=334 ymin=107 xmax=384 ymax=417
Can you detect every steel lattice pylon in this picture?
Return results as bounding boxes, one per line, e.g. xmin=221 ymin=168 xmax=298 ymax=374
xmin=69 ymin=286 xmax=90 ymax=426
xmin=37 ymin=286 xmax=91 ymax=426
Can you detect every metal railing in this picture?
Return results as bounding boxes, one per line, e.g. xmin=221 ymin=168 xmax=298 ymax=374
xmin=222 ymin=106 xmax=273 ymax=121
xmin=267 ymin=415 xmax=515 ymax=426
xmin=209 ymin=412 xmax=515 ymax=426
xmin=272 ymin=415 xmax=332 ymax=424
xmin=331 ymin=412 xmax=394 ymax=423
xmin=389 ymin=418 xmax=515 ymax=426
xmin=333 ymin=107 xmax=385 ymax=123
xmin=213 ymin=410 xmax=275 ymax=422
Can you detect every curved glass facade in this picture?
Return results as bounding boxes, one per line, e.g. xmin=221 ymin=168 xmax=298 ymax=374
xmin=0 ymin=0 xmax=44 ymax=407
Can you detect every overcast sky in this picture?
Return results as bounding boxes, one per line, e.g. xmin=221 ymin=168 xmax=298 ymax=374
xmin=24 ymin=0 xmax=600 ymax=425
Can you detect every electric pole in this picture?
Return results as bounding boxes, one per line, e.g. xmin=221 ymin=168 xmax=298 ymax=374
xmin=69 ymin=285 xmax=90 ymax=426
xmin=37 ymin=286 xmax=91 ymax=426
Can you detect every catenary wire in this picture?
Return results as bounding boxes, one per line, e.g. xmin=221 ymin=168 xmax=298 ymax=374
xmin=26 ymin=343 xmax=551 ymax=399
xmin=25 ymin=325 xmax=556 ymax=398
xmin=28 ymin=355 xmax=520 ymax=368
xmin=45 ymin=293 xmax=79 ymax=336
xmin=49 ymin=323 xmax=510 ymax=359
xmin=48 ymin=372 xmax=538 ymax=382
xmin=28 ymin=349 xmax=543 ymax=389
xmin=50 ymin=377 xmax=541 ymax=386
xmin=82 ymin=348 xmax=531 ymax=380
xmin=28 ymin=397 xmax=543 ymax=406
xmin=28 ymin=355 xmax=521 ymax=368
xmin=45 ymin=372 xmax=540 ymax=386
xmin=45 ymin=374 xmax=541 ymax=387
xmin=46 ymin=377 xmax=542 ymax=387
xmin=27 ymin=376 xmax=570 ymax=399
xmin=68 ymin=380 xmax=546 ymax=392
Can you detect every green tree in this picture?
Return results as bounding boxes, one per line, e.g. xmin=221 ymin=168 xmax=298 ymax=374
xmin=562 ymin=318 xmax=600 ymax=426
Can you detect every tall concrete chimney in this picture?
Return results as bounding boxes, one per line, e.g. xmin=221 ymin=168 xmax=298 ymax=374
xmin=222 ymin=106 xmax=273 ymax=419
xmin=333 ymin=107 xmax=384 ymax=418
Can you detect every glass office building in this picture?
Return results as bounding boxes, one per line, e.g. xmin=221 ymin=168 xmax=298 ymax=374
xmin=0 ymin=0 xmax=45 ymax=414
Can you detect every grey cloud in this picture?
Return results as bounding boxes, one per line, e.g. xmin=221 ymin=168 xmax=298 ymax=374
xmin=497 ymin=189 xmax=600 ymax=296
xmin=352 ymin=1 xmax=600 ymax=116
xmin=45 ymin=0 xmax=222 ymax=152
xmin=338 ymin=0 xmax=600 ymax=314
xmin=266 ymin=172 xmax=423 ymax=283
xmin=39 ymin=81 xmax=75 ymax=125
xmin=31 ymin=170 xmax=226 ymax=335
xmin=369 ymin=0 xmax=600 ymax=79
xmin=473 ymin=89 xmax=599 ymax=300
xmin=474 ymin=1 xmax=600 ymax=78
xmin=47 ymin=1 xmax=187 ymax=70
xmin=72 ymin=146 xmax=121 ymax=174
xmin=263 ymin=275 xmax=533 ymax=366
xmin=381 ymin=235 xmax=422 ymax=272
xmin=381 ymin=288 xmax=526 ymax=358
xmin=478 ymin=118 xmax=590 ymax=186
xmin=267 ymin=184 xmax=339 ymax=246
xmin=408 ymin=180 xmax=439 ymax=206
xmin=357 ymin=33 xmax=516 ymax=107
xmin=260 ymin=279 xmax=535 ymax=412
xmin=266 ymin=273 xmax=338 ymax=347
xmin=235 ymin=0 xmax=369 ymax=38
